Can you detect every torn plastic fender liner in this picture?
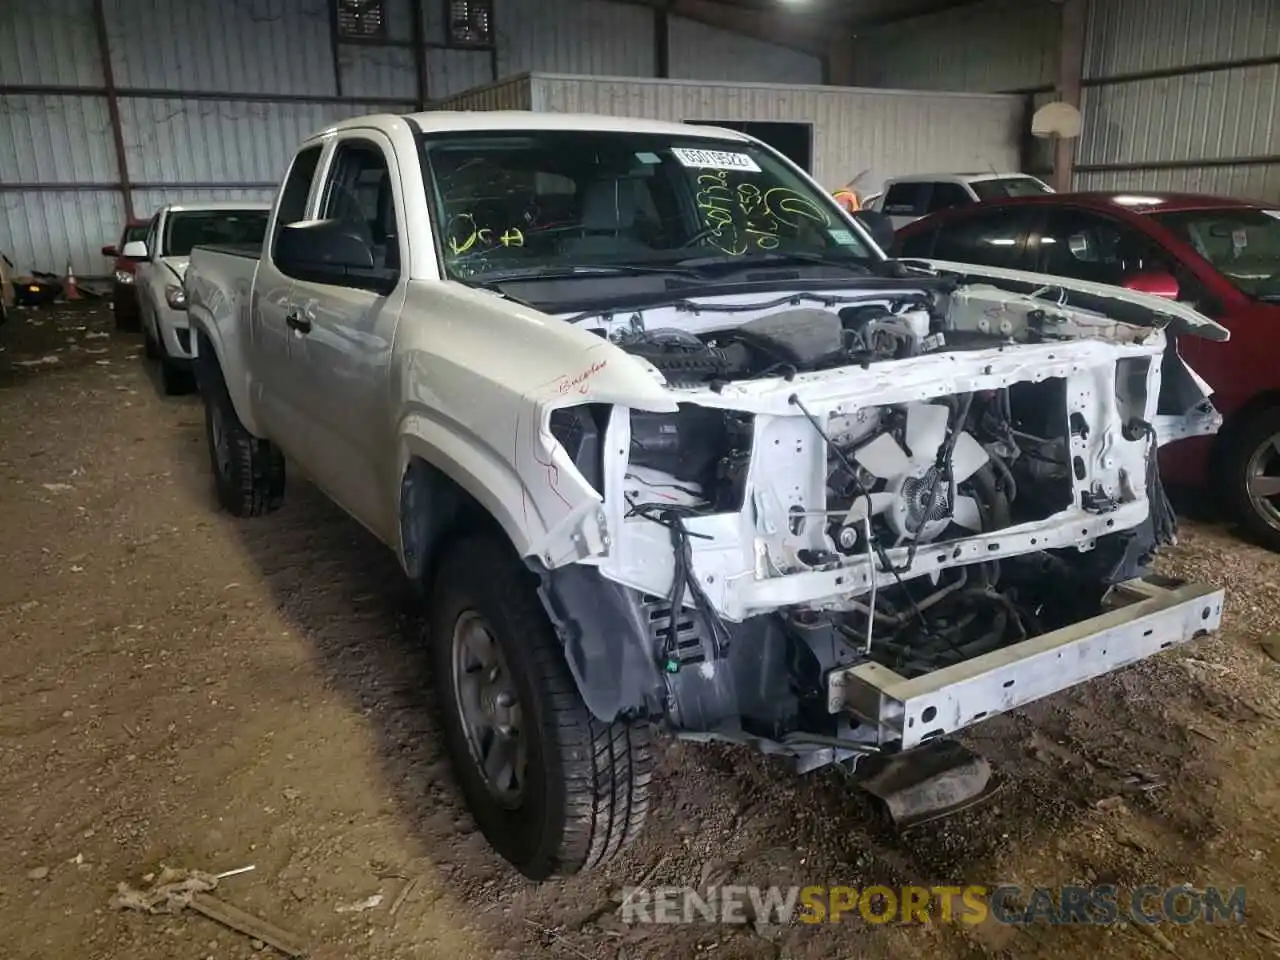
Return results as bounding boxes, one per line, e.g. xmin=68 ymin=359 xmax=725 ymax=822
xmin=530 ymin=558 xmax=667 ymax=722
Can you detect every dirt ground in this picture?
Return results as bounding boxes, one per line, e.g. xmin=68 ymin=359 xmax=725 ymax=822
xmin=2 ymin=302 xmax=1279 ymax=960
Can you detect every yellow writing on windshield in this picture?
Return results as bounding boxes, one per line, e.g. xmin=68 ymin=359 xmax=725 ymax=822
xmin=695 ymin=170 xmax=831 ymax=255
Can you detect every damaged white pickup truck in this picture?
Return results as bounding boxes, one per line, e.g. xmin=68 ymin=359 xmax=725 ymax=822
xmin=184 ymin=111 xmax=1228 ymax=880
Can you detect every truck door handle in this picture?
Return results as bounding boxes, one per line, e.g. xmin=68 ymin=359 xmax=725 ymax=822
xmin=285 ymin=310 xmax=312 ymax=334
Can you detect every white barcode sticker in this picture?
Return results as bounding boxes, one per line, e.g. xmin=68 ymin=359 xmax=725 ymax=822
xmin=671 ymin=147 xmax=761 ymax=172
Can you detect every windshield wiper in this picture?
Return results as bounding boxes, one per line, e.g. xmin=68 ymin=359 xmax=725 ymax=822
xmin=465 ymin=263 xmax=704 ymax=284
xmin=669 ymin=251 xmax=871 ymax=275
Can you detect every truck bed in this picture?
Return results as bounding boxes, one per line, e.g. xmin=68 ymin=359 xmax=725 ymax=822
xmin=191 ymin=242 xmax=262 ymax=260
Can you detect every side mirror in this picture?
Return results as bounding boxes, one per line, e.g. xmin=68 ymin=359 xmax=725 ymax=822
xmin=102 ymin=244 xmax=119 ymax=257
xmin=1123 ymin=270 xmax=1180 ymax=300
xmin=275 ymin=219 xmax=392 ymax=293
xmin=851 ymin=209 xmax=896 ymax=253
xmin=121 ymin=240 xmax=148 ymax=259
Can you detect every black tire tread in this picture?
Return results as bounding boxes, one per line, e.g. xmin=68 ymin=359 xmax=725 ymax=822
xmin=197 ymin=348 xmax=285 ymax=518
xmin=431 ymin=535 xmax=653 ymax=878
xmin=1218 ymin=404 xmax=1280 ymax=552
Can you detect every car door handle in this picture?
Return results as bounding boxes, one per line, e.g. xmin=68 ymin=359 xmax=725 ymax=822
xmin=285 ymin=309 xmax=312 ymax=334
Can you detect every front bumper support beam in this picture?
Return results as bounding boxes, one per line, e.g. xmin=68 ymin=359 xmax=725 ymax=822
xmin=828 ymin=576 xmax=1224 ymax=750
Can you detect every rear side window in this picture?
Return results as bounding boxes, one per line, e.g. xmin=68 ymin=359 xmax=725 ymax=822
xmin=895 ymin=225 xmax=937 ymax=258
xmin=1036 ymin=209 xmax=1175 ymax=286
xmin=932 ymin=208 xmax=1037 ymax=269
xmin=926 ymin=182 xmax=972 ymax=214
xmin=882 ymin=182 xmax=930 ymax=217
xmin=320 ymin=139 xmax=400 ymax=272
xmin=272 ymin=145 xmax=323 ymax=257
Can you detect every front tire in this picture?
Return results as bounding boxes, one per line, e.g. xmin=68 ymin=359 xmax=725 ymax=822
xmin=142 ymin=321 xmax=160 ymax=359
xmin=1220 ymin=405 xmax=1280 ymax=552
xmin=430 ymin=535 xmax=654 ymax=880
xmin=113 ymin=294 xmax=139 ymax=332
xmin=197 ymin=351 xmax=285 ymax=518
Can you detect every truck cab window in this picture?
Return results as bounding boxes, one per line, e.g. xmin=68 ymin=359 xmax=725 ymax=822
xmin=321 ymin=141 xmax=400 ymax=273
xmin=925 ymin=182 xmax=971 ymax=214
xmin=882 ymin=182 xmax=929 ymax=217
xmin=272 ymin=146 xmax=323 ymax=259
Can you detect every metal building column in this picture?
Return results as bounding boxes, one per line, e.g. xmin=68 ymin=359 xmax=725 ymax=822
xmin=91 ymin=0 xmax=134 ymax=220
xmin=411 ymin=0 xmax=428 ymax=106
xmin=654 ymin=1 xmax=671 ymax=78
xmin=1053 ymin=0 xmax=1087 ymax=192
xmin=825 ymin=37 xmax=856 ymax=87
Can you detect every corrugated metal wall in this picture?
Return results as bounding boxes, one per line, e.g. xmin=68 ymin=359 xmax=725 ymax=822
xmin=1 ymin=0 xmax=120 ymax=277
xmin=850 ymin=0 xmax=1280 ymax=201
xmin=0 ymin=0 xmax=406 ymax=276
xmin=1 ymin=0 xmax=825 ymax=276
xmin=850 ymin=0 xmax=1059 ymax=94
xmin=1074 ymin=0 xmax=1280 ymax=200
xmin=439 ymin=74 xmax=1025 ymax=195
xmin=667 ymin=16 xmax=823 ymax=86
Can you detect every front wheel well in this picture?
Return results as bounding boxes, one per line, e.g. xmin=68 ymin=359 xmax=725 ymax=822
xmin=191 ymin=329 xmax=224 ymax=391
xmin=399 ymin=456 xmax=503 ymax=587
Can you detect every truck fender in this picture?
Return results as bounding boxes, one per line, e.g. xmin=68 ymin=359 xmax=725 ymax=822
xmin=186 ymin=304 xmax=266 ymax=439
xmin=397 ymin=420 xmax=543 ymax=566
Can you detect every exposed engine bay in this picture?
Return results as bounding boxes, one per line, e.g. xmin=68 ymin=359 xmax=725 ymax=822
xmin=537 ymin=278 xmax=1224 ymax=773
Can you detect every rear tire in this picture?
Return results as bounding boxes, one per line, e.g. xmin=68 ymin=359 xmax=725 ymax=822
xmin=429 ymin=535 xmax=654 ymax=880
xmin=196 ymin=350 xmax=285 ymax=518
xmin=113 ymin=298 xmax=139 ymax=332
xmin=1219 ymin=405 xmax=1280 ymax=553
xmin=159 ymin=354 xmax=193 ymax=396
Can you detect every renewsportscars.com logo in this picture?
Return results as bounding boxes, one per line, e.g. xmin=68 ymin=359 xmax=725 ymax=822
xmin=619 ymin=884 xmax=1247 ymax=926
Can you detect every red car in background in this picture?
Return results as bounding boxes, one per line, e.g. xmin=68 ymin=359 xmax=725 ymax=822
xmin=893 ymin=192 xmax=1280 ymax=550
xmin=102 ymin=217 xmax=152 ymax=331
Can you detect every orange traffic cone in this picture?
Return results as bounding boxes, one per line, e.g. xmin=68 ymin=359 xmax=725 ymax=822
xmin=64 ymin=263 xmax=81 ymax=301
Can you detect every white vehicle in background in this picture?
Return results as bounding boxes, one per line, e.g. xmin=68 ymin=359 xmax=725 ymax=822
xmin=128 ymin=202 xmax=271 ymax=393
xmin=872 ymin=173 xmax=1054 ymax=229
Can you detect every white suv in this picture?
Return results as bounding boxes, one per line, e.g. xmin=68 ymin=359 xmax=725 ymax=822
xmin=872 ymin=173 xmax=1054 ymax=229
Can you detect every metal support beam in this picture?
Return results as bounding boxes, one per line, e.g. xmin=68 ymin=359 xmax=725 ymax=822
xmin=0 ymin=83 xmax=416 ymax=107
xmin=91 ymin=0 xmax=133 ymax=220
xmin=1053 ymin=0 xmax=1087 ymax=192
xmin=654 ymin=1 xmax=671 ymax=78
xmin=329 ymin=1 xmax=344 ymax=96
xmin=1074 ymin=154 xmax=1280 ymax=175
xmin=411 ymin=0 xmax=428 ymax=107
xmin=824 ymin=36 xmax=856 ymax=87
xmin=0 ymin=181 xmax=281 ymax=192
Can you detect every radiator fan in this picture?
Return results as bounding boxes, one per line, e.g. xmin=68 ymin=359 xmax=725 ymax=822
xmin=844 ymin=402 xmax=990 ymax=546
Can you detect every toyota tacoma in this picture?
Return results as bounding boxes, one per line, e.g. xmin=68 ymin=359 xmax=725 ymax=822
xmin=184 ymin=111 xmax=1228 ymax=880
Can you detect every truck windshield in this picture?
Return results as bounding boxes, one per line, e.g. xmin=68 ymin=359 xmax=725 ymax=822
xmin=970 ymin=177 xmax=1053 ymax=201
xmin=1151 ymin=208 xmax=1280 ymax=300
xmin=163 ymin=210 xmax=270 ymax=257
xmin=418 ymin=130 xmax=875 ymax=281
